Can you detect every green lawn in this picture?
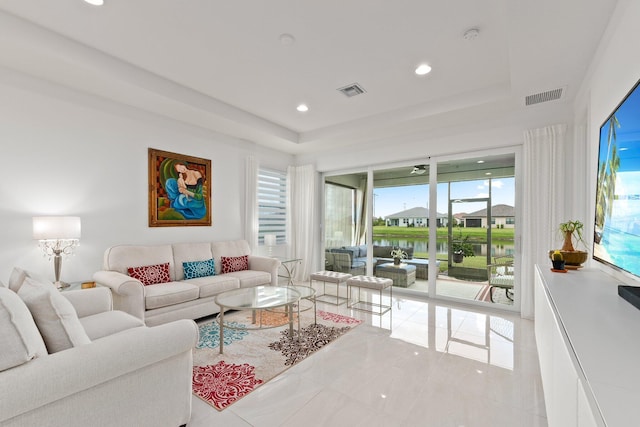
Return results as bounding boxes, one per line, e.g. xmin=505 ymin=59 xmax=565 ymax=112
xmin=373 ymin=225 xmax=514 ymax=242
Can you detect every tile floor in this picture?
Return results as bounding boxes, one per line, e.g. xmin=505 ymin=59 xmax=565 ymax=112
xmin=188 ymin=283 xmax=547 ymax=427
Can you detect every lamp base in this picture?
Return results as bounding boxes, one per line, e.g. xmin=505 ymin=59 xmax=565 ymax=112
xmin=54 ymin=280 xmax=70 ymax=290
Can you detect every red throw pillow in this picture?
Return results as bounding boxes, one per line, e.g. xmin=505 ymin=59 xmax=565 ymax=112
xmin=128 ymin=262 xmax=171 ymax=286
xmin=221 ymin=255 xmax=249 ymax=274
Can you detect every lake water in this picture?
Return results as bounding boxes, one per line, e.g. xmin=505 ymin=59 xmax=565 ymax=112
xmin=373 ymin=238 xmax=514 ymax=258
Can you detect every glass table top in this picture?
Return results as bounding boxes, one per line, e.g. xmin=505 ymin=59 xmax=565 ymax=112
xmin=273 ymin=257 xmax=302 ymax=264
xmin=214 ymin=286 xmax=300 ymax=310
xmin=288 ymin=285 xmax=316 ymax=299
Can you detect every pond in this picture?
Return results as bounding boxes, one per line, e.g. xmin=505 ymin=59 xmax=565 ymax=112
xmin=373 ymin=238 xmax=514 ymax=258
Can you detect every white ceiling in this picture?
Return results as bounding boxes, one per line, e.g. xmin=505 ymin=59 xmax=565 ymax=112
xmin=0 ymin=0 xmax=618 ymax=154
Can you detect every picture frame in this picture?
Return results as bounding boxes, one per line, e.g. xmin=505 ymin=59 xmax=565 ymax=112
xmin=148 ymin=148 xmax=212 ymax=227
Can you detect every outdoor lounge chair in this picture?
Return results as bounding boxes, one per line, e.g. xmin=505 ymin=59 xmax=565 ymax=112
xmin=487 ymin=255 xmax=514 ymax=302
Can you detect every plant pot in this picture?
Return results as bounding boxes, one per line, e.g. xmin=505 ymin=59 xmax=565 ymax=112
xmin=552 ymin=260 xmax=565 ymax=270
xmin=452 ymin=253 xmax=464 ymax=263
xmin=393 ymin=257 xmax=401 ymax=265
xmin=548 ymin=250 xmax=588 ymax=267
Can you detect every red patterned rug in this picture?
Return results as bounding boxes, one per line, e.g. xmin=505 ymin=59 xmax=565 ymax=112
xmin=192 ymin=309 xmax=361 ymax=410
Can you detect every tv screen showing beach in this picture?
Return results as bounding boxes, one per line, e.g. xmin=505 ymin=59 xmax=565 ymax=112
xmin=594 ymin=78 xmax=640 ymax=278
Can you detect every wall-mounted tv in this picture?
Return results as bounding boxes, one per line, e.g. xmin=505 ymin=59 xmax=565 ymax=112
xmin=594 ymin=77 xmax=640 ymax=278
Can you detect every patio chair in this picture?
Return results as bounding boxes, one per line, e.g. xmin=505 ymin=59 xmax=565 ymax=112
xmin=487 ymin=255 xmax=514 ymax=302
xmin=331 ymin=252 xmax=366 ymax=276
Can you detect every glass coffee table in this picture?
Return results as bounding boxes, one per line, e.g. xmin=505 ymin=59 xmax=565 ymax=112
xmin=214 ymin=286 xmax=301 ymax=354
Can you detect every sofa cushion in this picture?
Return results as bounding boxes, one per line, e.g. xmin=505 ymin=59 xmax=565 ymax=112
xmin=0 ymin=287 xmax=48 ymax=372
xmin=128 ymin=262 xmax=171 ymax=286
xmin=103 ymin=244 xmax=175 ymax=280
xmin=221 ymin=255 xmax=249 ymax=274
xmin=8 ymin=267 xmax=27 ymax=292
xmin=79 ymin=311 xmax=145 ymax=340
xmin=7 ymin=267 xmax=49 ymax=293
xmin=144 ymin=282 xmax=200 ymax=310
xmin=342 ymin=246 xmax=361 ymax=259
xmin=172 ymin=242 xmax=214 ymax=281
xmin=17 ymin=277 xmax=91 ymax=353
xmin=183 ymin=259 xmax=216 ymax=280
xmin=373 ymin=245 xmax=393 ymax=258
xmin=211 ymin=240 xmax=251 ymax=274
xmin=186 ymin=275 xmax=240 ymax=298
xmin=224 ymin=270 xmax=272 ymax=288
xmin=357 ymin=244 xmax=367 ymax=258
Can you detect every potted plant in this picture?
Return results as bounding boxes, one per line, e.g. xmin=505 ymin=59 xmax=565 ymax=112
xmin=390 ymin=247 xmax=407 ymax=265
xmin=549 ymin=220 xmax=588 ymax=267
xmin=451 ymin=231 xmax=474 ymax=263
xmin=551 ymin=250 xmax=566 ymax=271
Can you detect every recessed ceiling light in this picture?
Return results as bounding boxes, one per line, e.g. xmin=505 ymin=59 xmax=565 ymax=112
xmin=279 ymin=33 xmax=295 ymax=46
xmin=463 ymin=28 xmax=480 ymax=41
xmin=84 ymin=0 xmax=104 ymax=5
xmin=296 ymin=104 xmax=309 ymax=112
xmin=485 ymin=172 xmax=492 ymax=176
xmin=415 ymin=64 xmax=432 ymax=76
xmin=477 ymin=160 xmax=485 ymax=164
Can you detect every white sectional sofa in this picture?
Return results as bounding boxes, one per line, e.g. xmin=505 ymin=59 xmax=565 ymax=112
xmin=93 ymin=239 xmax=280 ymax=326
xmin=0 ymin=272 xmax=197 ymax=427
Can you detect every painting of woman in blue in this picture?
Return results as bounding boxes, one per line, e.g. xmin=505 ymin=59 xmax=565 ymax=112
xmin=162 ymin=162 xmax=207 ymax=220
xmin=150 ymin=148 xmax=211 ymax=227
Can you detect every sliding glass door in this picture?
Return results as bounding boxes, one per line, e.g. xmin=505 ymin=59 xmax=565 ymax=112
xmin=321 ymin=149 xmax=518 ymax=311
xmin=434 ymin=154 xmax=516 ymax=307
xmin=324 ymin=173 xmax=368 ymax=275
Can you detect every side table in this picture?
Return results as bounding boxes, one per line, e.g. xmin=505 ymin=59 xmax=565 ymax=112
xmin=273 ymin=257 xmax=302 ymax=285
xmin=60 ymin=281 xmax=98 ymax=292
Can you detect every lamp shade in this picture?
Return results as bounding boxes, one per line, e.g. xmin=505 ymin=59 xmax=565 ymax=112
xmin=33 ymin=216 xmax=81 ymax=240
xmin=264 ymin=234 xmax=277 ymax=246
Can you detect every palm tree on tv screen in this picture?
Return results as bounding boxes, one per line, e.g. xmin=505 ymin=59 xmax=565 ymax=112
xmin=596 ymin=115 xmax=621 ymax=232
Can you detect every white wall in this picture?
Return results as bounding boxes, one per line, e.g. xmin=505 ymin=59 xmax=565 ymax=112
xmin=0 ymin=71 xmax=293 ymax=284
xmin=575 ymin=0 xmax=640 ymax=283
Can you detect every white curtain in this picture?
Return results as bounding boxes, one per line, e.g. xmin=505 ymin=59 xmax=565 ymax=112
xmin=355 ymin=177 xmax=368 ymax=245
xmin=287 ymin=164 xmax=316 ymax=281
xmin=521 ymin=124 xmax=567 ymax=319
xmin=244 ymin=155 xmax=259 ymax=252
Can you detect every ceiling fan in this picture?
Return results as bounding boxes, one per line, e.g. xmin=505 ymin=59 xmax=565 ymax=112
xmin=411 ymin=165 xmax=427 ymax=175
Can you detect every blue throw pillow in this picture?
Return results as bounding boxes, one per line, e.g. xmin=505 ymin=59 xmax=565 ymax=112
xmin=183 ymin=259 xmax=216 ymax=279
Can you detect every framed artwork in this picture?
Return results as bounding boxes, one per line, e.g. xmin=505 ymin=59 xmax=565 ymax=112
xmin=148 ymin=148 xmax=212 ymax=227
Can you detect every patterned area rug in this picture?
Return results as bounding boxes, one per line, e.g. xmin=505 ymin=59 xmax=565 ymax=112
xmin=192 ymin=309 xmax=361 ymax=410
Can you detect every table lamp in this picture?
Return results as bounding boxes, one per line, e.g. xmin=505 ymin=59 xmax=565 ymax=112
xmin=264 ymin=234 xmax=276 ymax=256
xmin=33 ymin=216 xmax=81 ymax=289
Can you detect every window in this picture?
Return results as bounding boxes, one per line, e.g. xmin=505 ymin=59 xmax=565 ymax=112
xmin=258 ymin=168 xmax=287 ymax=244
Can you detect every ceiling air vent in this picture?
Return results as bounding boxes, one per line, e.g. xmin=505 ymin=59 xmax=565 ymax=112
xmin=525 ymin=88 xmax=564 ymax=106
xmin=337 ymin=83 xmax=366 ymax=98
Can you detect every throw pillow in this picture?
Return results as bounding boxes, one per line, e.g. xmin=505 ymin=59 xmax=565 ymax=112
xmin=7 ymin=268 xmax=50 ymax=293
xmin=221 ymin=255 xmax=249 ymax=274
xmin=17 ymin=277 xmax=91 ymax=353
xmin=0 ymin=287 xmax=48 ymax=371
xmin=183 ymin=259 xmax=216 ymax=280
xmin=127 ymin=262 xmax=171 ymax=286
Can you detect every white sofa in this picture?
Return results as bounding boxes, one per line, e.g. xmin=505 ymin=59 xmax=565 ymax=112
xmin=93 ymin=239 xmax=280 ymax=326
xmin=0 ymin=273 xmax=198 ymax=427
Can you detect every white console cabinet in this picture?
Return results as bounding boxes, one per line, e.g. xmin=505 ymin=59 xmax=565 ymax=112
xmin=535 ymin=265 xmax=640 ymax=427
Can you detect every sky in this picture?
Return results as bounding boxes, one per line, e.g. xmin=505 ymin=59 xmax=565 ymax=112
xmin=373 ymin=177 xmax=515 ymax=218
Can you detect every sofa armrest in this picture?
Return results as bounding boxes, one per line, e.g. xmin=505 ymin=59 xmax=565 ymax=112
xmin=62 ymin=287 xmax=112 ymax=318
xmin=248 ymin=255 xmax=281 ymax=286
xmin=0 ymin=319 xmax=198 ymax=423
xmin=93 ymin=270 xmax=145 ymax=320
